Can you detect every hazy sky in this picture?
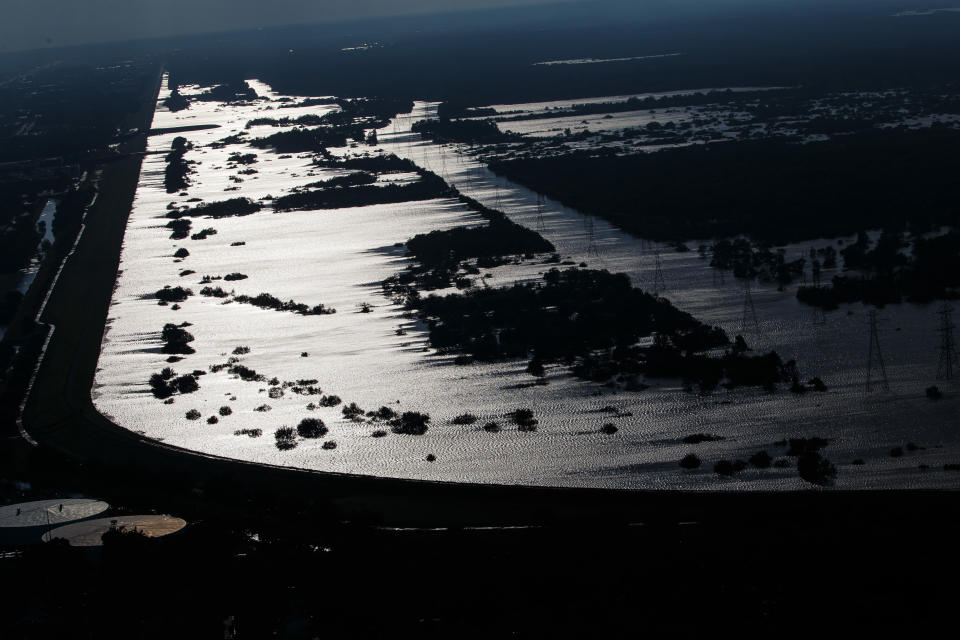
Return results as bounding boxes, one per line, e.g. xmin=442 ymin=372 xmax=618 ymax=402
xmin=0 ymin=0 xmax=571 ymax=52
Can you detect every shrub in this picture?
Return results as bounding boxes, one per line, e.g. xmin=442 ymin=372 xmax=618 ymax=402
xmin=526 ymin=359 xmax=545 ymax=377
xmin=363 ymin=406 xmax=395 ymax=421
xmin=174 ymin=248 xmax=190 ymax=258
xmin=224 ymin=273 xmax=248 ymax=281
xmin=297 ymin=418 xmax=328 ymax=438
xmin=155 ymin=286 xmax=193 ymax=303
xmin=371 ymin=430 xmax=387 ymax=438
xmin=149 ymin=373 xmax=174 ymax=399
xmin=511 ymin=408 xmax=538 ymax=430
xmin=234 ymin=428 xmax=262 ymax=438
xmin=714 ymin=460 xmax=736 ymax=476
xmin=679 ymin=453 xmax=701 ymax=469
xmin=797 ymin=452 xmax=837 ymax=485
xmin=926 ymin=385 xmax=943 ymax=400
xmin=232 ymin=346 xmax=250 ymax=355
xmin=749 ymin=451 xmax=772 ymax=469
xmin=200 ymin=286 xmax=229 ymax=298
xmin=600 ymin=423 xmax=618 ymax=435
xmin=851 ymin=459 xmax=865 ymax=465
xmin=301 ymin=351 xmax=309 ymax=357
xmin=191 ymin=227 xmax=217 ymax=240
xmin=426 ymin=454 xmax=437 ymax=462
xmin=890 ymin=447 xmax=904 ymax=458
xmin=391 ymin=411 xmax=430 ymax=435
xmin=173 ymin=375 xmax=200 ymax=394
xmin=185 ymin=409 xmax=201 ymax=420
xmin=452 ymin=413 xmax=478 ymax=425
xmin=219 ymin=406 xmax=232 ymax=416
xmin=773 ymin=458 xmax=791 ymax=468
xmin=483 ymin=421 xmax=502 ymax=433
xmin=342 ymin=403 xmax=364 ymax=420
xmin=275 ymin=427 xmax=297 ymax=450
xmin=230 ymin=364 xmax=265 ymax=382
xmin=785 ymin=437 xmax=829 ymax=456
xmin=322 ymin=441 xmax=337 ymax=450
xmin=207 ymin=416 xmax=219 ymax=425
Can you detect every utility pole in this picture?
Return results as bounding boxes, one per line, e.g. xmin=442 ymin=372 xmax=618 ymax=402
xmin=866 ymin=310 xmax=889 ymax=392
xmin=937 ymin=303 xmax=958 ymax=380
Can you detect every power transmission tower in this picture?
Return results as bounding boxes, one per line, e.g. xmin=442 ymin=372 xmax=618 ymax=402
xmin=741 ymin=279 xmax=760 ymax=335
xmin=438 ymin=144 xmax=448 ymax=181
xmin=866 ymin=310 xmax=889 ymax=392
xmin=937 ymin=303 xmax=959 ymax=380
xmin=535 ymin=193 xmax=546 ymax=232
xmin=652 ymin=248 xmax=666 ymax=296
xmin=584 ymin=214 xmax=600 ymax=257
xmin=810 ymin=258 xmax=826 ymax=325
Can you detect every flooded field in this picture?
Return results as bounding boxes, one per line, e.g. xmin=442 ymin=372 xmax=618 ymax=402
xmin=92 ymin=76 xmax=960 ymax=490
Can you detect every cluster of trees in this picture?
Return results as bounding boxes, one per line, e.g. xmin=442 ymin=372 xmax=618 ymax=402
xmin=166 ymin=219 xmax=191 ymax=240
xmin=155 ymin=286 xmax=193 ymax=304
xmin=489 ymin=128 xmax=960 ymax=244
xmin=411 ymin=118 xmax=516 ymax=145
xmin=300 ymin=172 xmax=378 ymax=190
xmin=272 ymin=171 xmax=449 ymax=211
xmin=406 ymin=218 xmax=554 ymax=268
xmin=313 ymin=154 xmax=419 ymax=174
xmin=162 ymin=88 xmax=189 ymax=112
xmin=709 ymin=238 xmax=806 ymax=286
xmin=166 ymin=197 xmax=262 ymax=219
xmin=192 ymin=81 xmax=258 ymax=104
xmin=148 ymin=366 xmax=201 ymax=399
xmin=383 ymin=189 xmax=554 ymax=299
xmin=417 ymin=267 xmax=725 ymax=362
xmin=160 ymin=322 xmax=196 ymax=354
xmin=407 ymin=266 xmax=807 ymax=391
xmin=797 ymin=230 xmax=960 ymax=308
xmin=250 ymin=126 xmax=360 ymax=153
xmin=164 ymin=137 xmax=193 ymax=194
xmin=233 ymin=292 xmax=335 ymax=316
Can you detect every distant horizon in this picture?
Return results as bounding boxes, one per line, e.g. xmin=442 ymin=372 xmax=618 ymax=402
xmin=0 ymin=0 xmax=572 ymax=54
xmin=0 ymin=0 xmax=934 ymax=55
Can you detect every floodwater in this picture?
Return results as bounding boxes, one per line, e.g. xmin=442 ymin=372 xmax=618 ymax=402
xmin=0 ymin=198 xmax=58 ymax=342
xmin=92 ymin=76 xmax=960 ymax=490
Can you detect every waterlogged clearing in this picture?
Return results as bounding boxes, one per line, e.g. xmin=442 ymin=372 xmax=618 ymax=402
xmin=93 ymin=78 xmax=960 ymax=490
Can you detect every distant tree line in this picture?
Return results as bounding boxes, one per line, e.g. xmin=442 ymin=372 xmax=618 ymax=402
xmin=488 ymin=127 xmax=960 ymax=244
